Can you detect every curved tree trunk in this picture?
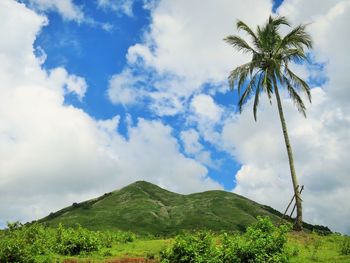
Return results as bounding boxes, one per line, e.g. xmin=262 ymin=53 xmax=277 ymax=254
xmin=273 ymin=77 xmax=303 ymax=231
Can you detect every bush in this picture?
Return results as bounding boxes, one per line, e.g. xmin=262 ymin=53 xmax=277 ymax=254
xmin=340 ymin=237 xmax=350 ymax=255
xmin=160 ymin=217 xmax=291 ymax=263
xmin=0 ymin=222 xmax=55 ymax=263
xmin=56 ymin=224 xmax=101 ymax=255
xmin=230 ymin=216 xmax=290 ymax=263
xmin=0 ymin=221 xmax=129 ymax=261
xmin=160 ymin=231 xmax=219 ymax=263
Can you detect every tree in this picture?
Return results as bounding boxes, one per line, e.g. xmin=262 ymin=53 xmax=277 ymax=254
xmin=224 ymin=15 xmax=312 ymax=231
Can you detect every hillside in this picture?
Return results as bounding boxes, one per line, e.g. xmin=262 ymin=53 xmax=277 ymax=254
xmin=39 ymin=181 xmax=326 ymax=235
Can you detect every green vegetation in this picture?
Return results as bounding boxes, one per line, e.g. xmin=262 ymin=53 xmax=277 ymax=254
xmin=288 ymin=232 xmax=350 ymax=262
xmin=225 ymin=15 xmax=313 ymax=230
xmin=1 ymin=181 xmax=338 ymax=262
xmin=40 ymin=181 xmax=295 ymax=235
xmin=0 ymin=222 xmax=135 ymax=262
xmin=1 ymin=218 xmax=348 ymax=262
xmin=160 ymin=217 xmax=290 ymax=263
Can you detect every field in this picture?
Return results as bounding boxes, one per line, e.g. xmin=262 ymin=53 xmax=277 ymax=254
xmin=58 ymin=234 xmax=350 ymax=263
xmin=1 ymin=218 xmax=349 ymax=263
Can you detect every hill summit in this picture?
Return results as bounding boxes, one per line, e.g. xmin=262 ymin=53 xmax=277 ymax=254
xmin=40 ymin=181 xmax=286 ymax=235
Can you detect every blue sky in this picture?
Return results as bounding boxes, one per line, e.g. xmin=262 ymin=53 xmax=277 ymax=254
xmin=23 ymin=0 xmax=286 ymax=191
xmin=1 ymin=0 xmax=350 ymax=234
xmin=28 ymin=0 xmax=265 ymax=190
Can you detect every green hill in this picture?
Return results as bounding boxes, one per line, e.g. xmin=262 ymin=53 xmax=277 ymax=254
xmin=39 ymin=181 xmax=328 ymax=235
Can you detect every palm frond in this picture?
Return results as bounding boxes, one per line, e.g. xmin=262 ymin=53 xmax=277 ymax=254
xmin=281 ymin=48 xmax=308 ymax=63
xmin=278 ymin=24 xmax=312 ymax=52
xmin=253 ymin=84 xmax=261 ymax=121
xmin=269 ymin=15 xmax=290 ymax=28
xmin=285 ymin=67 xmax=311 ymax=102
xmin=228 ymin=63 xmax=251 ymax=92
xmin=238 ymin=71 xmax=261 ymax=112
xmin=284 ymin=76 xmax=307 ymax=117
xmin=262 ymin=70 xmax=273 ymax=102
xmin=224 ymin=35 xmax=257 ymax=54
xmin=236 ymin=20 xmax=261 ymax=51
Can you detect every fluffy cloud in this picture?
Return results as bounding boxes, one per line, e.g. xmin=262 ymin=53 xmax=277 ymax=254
xmin=107 ymin=69 xmax=145 ymax=105
xmin=180 ymin=129 xmax=216 ymax=168
xmin=220 ymin=0 xmax=350 ymax=234
xmin=26 ymin=0 xmax=85 ymax=22
xmin=48 ymin=67 xmax=87 ymax=100
xmin=0 ymin=0 xmax=221 ymax=227
xmin=190 ymin=94 xmax=223 ymax=122
xmin=108 ymin=0 xmax=273 ymax=115
xmin=127 ymin=0 xmax=272 ymax=83
xmin=97 ymin=0 xmax=133 ymax=16
xmin=221 ymin=87 xmax=350 ymax=234
xmin=279 ymin=0 xmax=350 ymax=109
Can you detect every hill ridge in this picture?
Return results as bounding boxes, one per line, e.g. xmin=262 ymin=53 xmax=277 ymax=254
xmin=40 ymin=181 xmax=331 ymax=235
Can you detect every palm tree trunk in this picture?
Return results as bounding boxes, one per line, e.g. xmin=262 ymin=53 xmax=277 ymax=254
xmin=273 ymin=77 xmax=303 ymax=231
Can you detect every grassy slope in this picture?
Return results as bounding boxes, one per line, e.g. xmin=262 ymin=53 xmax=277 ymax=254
xmin=40 ymin=181 xmax=282 ymax=235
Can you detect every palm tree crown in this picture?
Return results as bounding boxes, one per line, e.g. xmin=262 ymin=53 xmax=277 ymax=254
xmin=224 ymin=16 xmax=312 ymax=120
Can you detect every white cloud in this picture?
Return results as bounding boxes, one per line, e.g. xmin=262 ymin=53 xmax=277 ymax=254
xmin=108 ymin=0 xmax=273 ymax=116
xmin=186 ymin=94 xmax=225 ymax=150
xmin=26 ymin=0 xmax=85 ymax=22
xmin=0 ymin=0 xmax=221 ymax=227
xmin=278 ymin=0 xmax=350 ymax=109
xmin=181 ymin=129 xmax=203 ymax=155
xmin=221 ymin=87 xmax=350 ymax=234
xmin=48 ymin=67 xmax=87 ymax=100
xmin=190 ymin=94 xmax=223 ymax=122
xmin=164 ymin=0 xmax=350 ymax=234
xmin=107 ymin=69 xmax=145 ymax=105
xmin=114 ymin=119 xmax=222 ymax=193
xmin=180 ymin=129 xmax=216 ymax=168
xmin=128 ymin=0 xmax=272 ymax=83
xmin=97 ymin=0 xmax=134 ymax=16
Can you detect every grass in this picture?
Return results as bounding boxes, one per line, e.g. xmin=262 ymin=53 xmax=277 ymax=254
xmin=58 ymin=239 xmax=170 ymax=262
xmin=57 ymin=232 xmax=350 ymax=262
xmin=288 ymin=232 xmax=350 ymax=262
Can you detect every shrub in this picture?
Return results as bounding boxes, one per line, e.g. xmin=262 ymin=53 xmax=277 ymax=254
xmin=160 ymin=217 xmax=290 ymax=263
xmin=233 ymin=216 xmax=290 ymax=263
xmin=55 ymin=224 xmax=101 ymax=255
xmin=160 ymin=231 xmax=219 ymax=263
xmin=340 ymin=237 xmax=350 ymax=255
xmin=0 ymin=222 xmax=55 ymax=263
xmin=0 ymin=221 xmax=136 ymax=261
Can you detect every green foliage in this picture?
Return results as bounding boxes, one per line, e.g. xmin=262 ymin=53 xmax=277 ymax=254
xmin=231 ymin=216 xmax=290 ymax=262
xmin=55 ymin=224 xmax=101 ymax=255
xmin=340 ymin=237 xmax=350 ymax=255
xmin=98 ymin=230 xmax=136 ymax=248
xmin=0 ymin=221 xmax=135 ymax=262
xmin=160 ymin=231 xmax=219 ymax=263
xmin=0 ymin=222 xmax=55 ymax=263
xmin=160 ymin=217 xmax=291 ymax=263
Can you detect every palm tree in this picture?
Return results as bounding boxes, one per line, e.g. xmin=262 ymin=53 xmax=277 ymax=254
xmin=224 ymin=16 xmax=312 ymax=231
